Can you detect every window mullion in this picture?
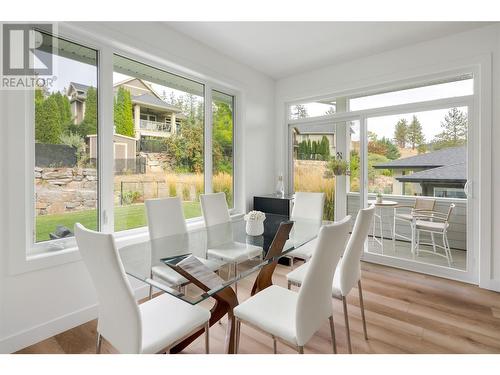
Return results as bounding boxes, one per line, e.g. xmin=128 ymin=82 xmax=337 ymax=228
xmin=204 ymin=86 xmax=213 ymax=194
xmin=98 ymin=47 xmax=115 ymax=233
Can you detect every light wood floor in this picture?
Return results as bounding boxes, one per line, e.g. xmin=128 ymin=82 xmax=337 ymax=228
xmin=15 ymin=262 xmax=500 ymax=354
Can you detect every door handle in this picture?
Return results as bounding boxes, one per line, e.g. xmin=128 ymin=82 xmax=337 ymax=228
xmin=464 ymin=180 xmax=471 ymax=198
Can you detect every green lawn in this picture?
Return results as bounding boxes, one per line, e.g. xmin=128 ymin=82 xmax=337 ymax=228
xmin=36 ymin=202 xmax=202 ymax=242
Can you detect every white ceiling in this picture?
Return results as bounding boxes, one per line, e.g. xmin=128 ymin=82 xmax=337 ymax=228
xmin=166 ymin=22 xmax=491 ymax=79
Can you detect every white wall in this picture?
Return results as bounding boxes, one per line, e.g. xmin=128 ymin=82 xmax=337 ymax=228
xmin=275 ymin=24 xmax=500 ymax=291
xmin=0 ymin=22 xmax=275 ymax=353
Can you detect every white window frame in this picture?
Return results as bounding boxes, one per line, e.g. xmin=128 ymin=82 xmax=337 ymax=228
xmin=7 ymin=23 xmax=243 ymax=274
xmin=284 ymin=61 xmax=491 ymax=287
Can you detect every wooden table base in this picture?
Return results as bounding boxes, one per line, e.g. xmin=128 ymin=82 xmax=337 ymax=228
xmin=251 ymin=222 xmax=293 ymax=296
xmin=169 ymin=286 xmax=238 ymax=354
xmin=169 ymin=221 xmax=293 ymax=354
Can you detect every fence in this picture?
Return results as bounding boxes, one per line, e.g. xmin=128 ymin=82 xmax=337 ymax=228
xmin=35 ymin=143 xmax=77 ymax=167
xmin=139 ymin=139 xmax=169 ymax=153
xmin=114 ymin=156 xmax=146 ymax=175
xmin=118 ymin=179 xmax=201 ymax=206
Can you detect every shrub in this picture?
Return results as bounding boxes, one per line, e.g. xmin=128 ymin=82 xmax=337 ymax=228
xmin=59 ymin=132 xmax=87 ymax=165
xmin=182 ymin=185 xmax=191 ymax=201
xmin=122 ymin=191 xmax=142 ymax=205
xmin=195 ymin=178 xmax=204 ymax=200
xmin=168 ymin=182 xmax=177 ymax=197
xmin=213 ymin=172 xmax=233 ymax=205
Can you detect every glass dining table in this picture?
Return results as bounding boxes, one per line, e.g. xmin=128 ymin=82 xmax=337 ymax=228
xmin=118 ymin=215 xmax=320 ymax=354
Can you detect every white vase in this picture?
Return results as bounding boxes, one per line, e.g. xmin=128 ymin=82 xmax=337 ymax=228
xmin=246 ymin=219 xmax=264 ymax=236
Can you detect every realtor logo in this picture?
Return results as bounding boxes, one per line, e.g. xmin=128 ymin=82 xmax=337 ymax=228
xmin=2 ymin=23 xmax=52 ymax=76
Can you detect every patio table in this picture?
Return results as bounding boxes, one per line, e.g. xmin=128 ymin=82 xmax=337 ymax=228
xmin=368 ymin=199 xmax=398 ymax=254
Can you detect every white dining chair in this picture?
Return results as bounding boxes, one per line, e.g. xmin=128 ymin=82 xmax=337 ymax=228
xmin=145 ymin=197 xmax=223 ymax=298
xmin=233 ymin=216 xmax=351 ymax=354
xmin=200 ymin=192 xmax=263 ymax=294
xmin=287 ymin=205 xmax=375 ymax=353
xmin=286 ymin=192 xmax=325 ymax=269
xmin=413 ymin=203 xmax=455 ymax=266
xmin=75 ymin=223 xmax=211 ymax=354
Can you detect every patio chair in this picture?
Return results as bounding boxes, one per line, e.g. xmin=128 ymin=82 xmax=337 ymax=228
xmin=413 ymin=203 xmax=455 ymax=266
xmin=392 ymin=197 xmax=436 ymax=252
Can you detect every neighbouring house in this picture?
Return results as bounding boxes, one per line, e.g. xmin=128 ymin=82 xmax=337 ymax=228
xmin=373 ymin=146 xmax=466 ymax=198
xmin=68 ymin=78 xmax=186 ymax=156
xmin=67 ymin=82 xmax=89 ymax=124
xmin=112 ymin=77 xmax=186 ymax=142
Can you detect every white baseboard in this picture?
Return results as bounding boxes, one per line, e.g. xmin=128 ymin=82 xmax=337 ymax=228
xmin=0 ymin=284 xmax=150 ymax=354
xmin=480 ymin=278 xmax=500 ymax=292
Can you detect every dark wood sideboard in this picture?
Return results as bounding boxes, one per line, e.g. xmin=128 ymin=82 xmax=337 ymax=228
xmin=253 ymin=194 xmax=294 ymax=265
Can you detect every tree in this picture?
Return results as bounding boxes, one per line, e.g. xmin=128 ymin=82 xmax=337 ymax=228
xmin=53 ymin=92 xmax=73 ymax=134
xmin=368 ymin=131 xmax=378 ymax=142
xmin=349 ymin=150 xmax=360 ymax=180
xmin=319 ymin=136 xmax=330 ymax=160
xmin=35 ymin=95 xmax=62 ymax=144
xmin=407 ymin=115 xmax=424 ymax=150
xmin=368 ymin=139 xmax=387 ymax=156
xmin=114 ymin=87 xmax=135 ymax=137
xmin=367 ymin=131 xmax=386 ymax=156
xmin=393 ymin=118 xmax=408 ymax=148
xmin=311 ymin=140 xmax=318 ymax=159
xmin=164 ymin=122 xmax=204 ymax=173
xmin=379 ymin=137 xmax=401 ymax=160
xmin=35 ymin=87 xmax=45 ymax=106
xmin=212 ymin=101 xmax=234 ymax=173
xmin=77 ymin=86 xmax=97 ymax=137
xmin=367 ymin=131 xmax=400 ymax=160
xmin=293 ymin=104 xmax=308 ymax=119
xmin=417 ymin=143 xmax=427 ymax=154
xmin=432 ymin=107 xmax=468 ymax=149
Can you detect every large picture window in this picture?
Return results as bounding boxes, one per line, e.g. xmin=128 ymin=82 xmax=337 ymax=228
xmin=34 ymin=33 xmax=98 ymax=243
xmin=29 ymin=37 xmax=239 ymax=252
xmin=112 ymin=55 xmax=205 ymax=231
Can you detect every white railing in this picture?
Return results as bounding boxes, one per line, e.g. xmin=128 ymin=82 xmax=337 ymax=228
xmin=139 ymin=119 xmax=171 ymax=133
xmin=347 ymin=192 xmax=467 ymax=250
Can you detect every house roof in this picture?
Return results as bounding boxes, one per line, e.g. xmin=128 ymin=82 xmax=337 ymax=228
xmin=396 ymin=162 xmax=466 ymax=183
xmin=131 ymin=93 xmax=184 ymax=114
xmin=114 ymin=77 xmax=164 ymax=101
xmin=373 ymin=146 xmax=466 ymax=169
xmin=69 ymin=82 xmax=90 ymax=94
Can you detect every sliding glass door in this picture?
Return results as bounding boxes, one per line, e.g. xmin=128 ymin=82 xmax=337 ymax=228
xmin=362 ymin=106 xmax=471 ymax=274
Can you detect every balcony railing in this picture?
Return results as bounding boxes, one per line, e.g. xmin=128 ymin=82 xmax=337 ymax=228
xmin=347 ymin=192 xmax=466 ymax=250
xmin=139 ymin=119 xmax=172 ymax=133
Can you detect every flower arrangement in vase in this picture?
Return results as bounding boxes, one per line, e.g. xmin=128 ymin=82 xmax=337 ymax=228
xmin=376 ymin=191 xmax=383 ymax=204
xmin=244 ymin=210 xmax=266 ymax=236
